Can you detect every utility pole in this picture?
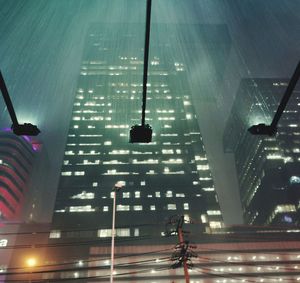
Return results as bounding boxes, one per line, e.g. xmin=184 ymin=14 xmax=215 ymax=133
xmin=166 ymin=215 xmax=197 ymax=283
xmin=110 ymin=181 xmax=125 ymax=283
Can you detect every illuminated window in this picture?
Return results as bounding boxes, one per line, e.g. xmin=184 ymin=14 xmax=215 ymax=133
xmin=209 ymin=221 xmax=222 ymax=229
xmin=275 ymin=204 xmax=296 ymax=213
xmin=69 ymin=205 xmax=95 ymax=212
xmin=134 ymin=228 xmax=139 ymax=237
xmin=135 ymin=191 xmax=140 ymax=198
xmin=116 ymin=228 xmax=130 ymax=237
xmin=207 ymin=210 xmax=221 ymax=215
xmin=141 ymin=181 xmax=146 ymax=186
xmin=61 ymin=171 xmax=72 ymax=176
xmin=202 ymin=187 xmax=215 ymax=191
xmin=117 ymin=205 xmax=130 ymax=211
xmin=197 ymin=165 xmax=210 ymax=170
xmin=103 ymin=206 xmax=109 ymax=212
xmin=92 ymin=182 xmax=98 ymax=187
xmin=123 ymin=192 xmax=130 ymax=198
xmin=150 ymin=205 xmax=156 ymax=211
xmin=134 ymin=205 xmax=143 ymax=211
xmin=74 ymin=171 xmax=85 ymax=176
xmin=0 ymin=239 xmax=8 ymax=247
xmin=98 ymin=229 xmax=112 ymax=238
xmin=168 ymin=204 xmax=176 ymax=210
xmin=49 ymin=230 xmax=61 ymax=239
xmin=186 ymin=114 xmax=192 ymax=119
xmin=176 ymin=193 xmax=185 ymax=198
xmin=201 ymin=214 xmax=207 ymax=223
xmin=183 ymin=203 xmax=189 ymax=210
xmin=71 ymin=191 xmax=94 ymax=199
xmin=166 ymin=191 xmax=173 ymax=198
xmin=104 ymin=141 xmax=112 ymax=146
xmin=155 ymin=192 xmax=161 ymax=198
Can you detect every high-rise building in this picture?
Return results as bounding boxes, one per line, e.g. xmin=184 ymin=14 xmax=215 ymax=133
xmin=0 ymin=130 xmax=39 ymax=223
xmin=51 ymin=23 xmax=225 ymax=238
xmin=224 ymin=78 xmax=300 ymax=225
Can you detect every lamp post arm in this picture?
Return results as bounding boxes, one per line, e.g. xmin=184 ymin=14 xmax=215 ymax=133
xmin=0 ymin=71 xmax=19 ymax=125
xmin=271 ymin=61 xmax=300 ymax=128
xmin=141 ymin=0 xmax=152 ymax=126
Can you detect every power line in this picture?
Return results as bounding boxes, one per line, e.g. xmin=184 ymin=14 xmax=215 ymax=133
xmin=4 ymin=247 xmax=173 ymax=271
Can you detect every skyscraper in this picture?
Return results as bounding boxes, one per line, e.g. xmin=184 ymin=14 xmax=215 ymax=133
xmin=0 ymin=130 xmax=39 ymax=223
xmin=51 ymin=23 xmax=224 ymax=243
xmin=224 ymin=78 xmax=300 ymax=225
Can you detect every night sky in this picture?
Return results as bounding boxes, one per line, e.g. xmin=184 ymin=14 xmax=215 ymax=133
xmin=0 ymin=0 xmax=299 ymax=224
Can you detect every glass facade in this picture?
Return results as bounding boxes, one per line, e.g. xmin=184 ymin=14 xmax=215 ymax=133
xmin=52 ymin=24 xmax=223 ymax=238
xmin=224 ymin=79 xmax=300 ymax=225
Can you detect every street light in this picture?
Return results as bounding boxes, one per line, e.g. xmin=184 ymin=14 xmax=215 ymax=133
xmin=129 ymin=0 xmax=153 ymax=143
xmin=0 ymin=71 xmax=40 ymax=136
xmin=25 ymin=257 xmax=37 ymax=283
xmin=110 ymin=181 xmax=125 ymax=283
xmin=248 ymin=60 xmax=300 ymax=136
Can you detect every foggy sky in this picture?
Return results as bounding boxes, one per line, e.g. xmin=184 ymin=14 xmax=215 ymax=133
xmin=0 ymin=0 xmax=299 ymax=224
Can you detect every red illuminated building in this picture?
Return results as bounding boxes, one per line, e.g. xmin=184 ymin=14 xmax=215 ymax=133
xmin=0 ymin=130 xmax=39 ymax=223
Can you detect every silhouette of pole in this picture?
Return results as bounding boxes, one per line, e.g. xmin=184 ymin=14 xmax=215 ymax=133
xmin=141 ymin=0 xmax=152 ymax=126
xmin=270 ymin=60 xmax=300 ymax=129
xmin=177 ymin=216 xmax=190 ymax=283
xmin=110 ymin=189 xmax=117 ymax=283
xmin=0 ymin=71 xmax=19 ymax=125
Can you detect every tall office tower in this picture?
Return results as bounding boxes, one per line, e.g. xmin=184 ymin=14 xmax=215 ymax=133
xmin=224 ymin=78 xmax=300 ymax=225
xmin=0 ymin=130 xmax=39 ymax=223
xmin=51 ymin=24 xmax=224 ymax=245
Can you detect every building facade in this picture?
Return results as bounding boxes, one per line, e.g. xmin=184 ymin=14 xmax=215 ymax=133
xmin=51 ymin=23 xmax=224 ymax=241
xmin=223 ymin=78 xmax=300 ymax=225
xmin=0 ymin=130 xmax=38 ymax=223
xmin=4 ymin=226 xmax=300 ymax=282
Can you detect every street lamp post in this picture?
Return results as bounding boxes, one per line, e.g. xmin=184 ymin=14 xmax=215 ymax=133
xmin=110 ymin=181 xmax=124 ymax=283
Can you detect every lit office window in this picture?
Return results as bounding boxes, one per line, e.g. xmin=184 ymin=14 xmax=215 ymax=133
xmin=183 ymin=203 xmax=189 ymax=210
xmin=49 ymin=230 xmax=61 ymax=239
xmin=71 ymin=191 xmax=94 ymax=199
xmin=150 ymin=205 xmax=156 ymax=211
xmin=104 ymin=141 xmax=112 ymax=145
xmin=123 ymin=192 xmax=130 ymax=198
xmin=207 ymin=210 xmax=221 ymax=215
xmin=116 ymin=228 xmax=130 ymax=237
xmin=141 ymin=181 xmax=146 ymax=186
xmin=74 ymin=171 xmax=85 ymax=176
xmin=197 ymin=165 xmax=210 ymax=170
xmin=133 ymin=205 xmax=143 ymax=211
xmin=167 ymin=204 xmax=176 ymax=210
xmin=117 ymin=205 xmax=130 ymax=211
xmin=155 ymin=192 xmax=161 ymax=198
xmin=103 ymin=206 xmax=109 ymax=212
xmin=135 ymin=191 xmax=140 ymax=198
xmin=201 ymin=214 xmax=208 ymax=223
xmin=92 ymin=182 xmax=98 ymax=187
xmin=166 ymin=191 xmax=173 ymax=198
xmin=69 ymin=205 xmax=95 ymax=212
xmin=134 ymin=228 xmax=139 ymax=237
xmin=209 ymin=221 xmax=222 ymax=229
xmin=61 ymin=172 xmax=72 ymax=176
xmin=176 ymin=193 xmax=185 ymax=198
xmin=162 ymin=149 xmax=174 ymax=154
xmin=98 ymin=229 xmax=112 ymax=238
